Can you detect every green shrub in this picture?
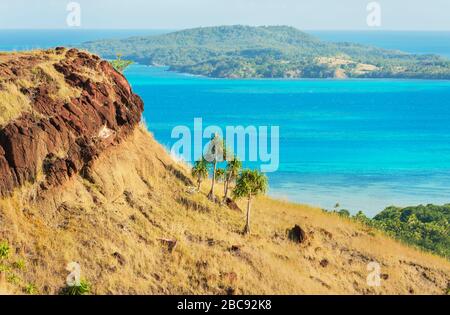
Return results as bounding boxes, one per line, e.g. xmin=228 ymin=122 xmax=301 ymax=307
xmin=62 ymin=279 xmax=91 ymax=295
xmin=353 ymin=211 xmax=371 ymax=225
xmin=6 ymin=273 xmax=20 ymax=285
xmin=13 ymin=259 xmax=26 ymax=270
xmin=338 ymin=209 xmax=351 ymax=217
xmin=0 ymin=264 xmax=9 ymax=272
xmin=110 ymin=54 xmax=133 ymax=73
xmin=0 ymin=241 xmax=10 ymax=260
xmin=24 ymin=283 xmax=38 ymax=295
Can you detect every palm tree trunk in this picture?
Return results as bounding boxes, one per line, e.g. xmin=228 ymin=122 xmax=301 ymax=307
xmin=243 ymin=196 xmax=252 ymax=234
xmin=197 ymin=178 xmax=201 ymax=191
xmin=223 ymin=180 xmax=227 ymax=197
xmin=223 ymin=172 xmax=232 ymax=200
xmin=208 ymin=160 xmax=217 ymax=201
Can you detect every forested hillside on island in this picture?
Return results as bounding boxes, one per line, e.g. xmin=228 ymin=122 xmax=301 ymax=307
xmin=80 ymin=25 xmax=450 ymax=79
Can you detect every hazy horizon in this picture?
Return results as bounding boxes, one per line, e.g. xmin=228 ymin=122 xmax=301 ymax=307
xmin=2 ymin=27 xmax=450 ymax=32
xmin=1 ymin=0 xmax=450 ymax=31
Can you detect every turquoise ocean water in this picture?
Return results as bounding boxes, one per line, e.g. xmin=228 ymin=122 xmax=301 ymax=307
xmin=126 ymin=66 xmax=450 ymax=216
xmin=2 ymin=30 xmax=450 ymax=215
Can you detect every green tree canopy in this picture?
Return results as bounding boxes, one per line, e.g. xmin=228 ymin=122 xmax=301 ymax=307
xmin=233 ymin=169 xmax=268 ymax=200
xmin=191 ymin=158 xmax=209 ymax=191
xmin=233 ymin=169 xmax=268 ymax=234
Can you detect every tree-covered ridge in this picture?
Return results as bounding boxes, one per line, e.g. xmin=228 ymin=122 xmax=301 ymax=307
xmin=372 ymin=204 xmax=450 ymax=259
xmin=333 ymin=204 xmax=450 ymax=259
xmin=80 ymin=25 xmax=450 ymax=79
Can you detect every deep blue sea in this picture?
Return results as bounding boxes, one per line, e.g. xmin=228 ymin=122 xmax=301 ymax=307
xmin=2 ymin=29 xmax=450 ymax=216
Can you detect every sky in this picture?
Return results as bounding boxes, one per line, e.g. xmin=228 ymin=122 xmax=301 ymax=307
xmin=1 ymin=0 xmax=450 ymax=30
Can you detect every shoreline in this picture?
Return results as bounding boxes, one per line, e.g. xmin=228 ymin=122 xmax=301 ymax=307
xmin=128 ymin=64 xmax=450 ymax=82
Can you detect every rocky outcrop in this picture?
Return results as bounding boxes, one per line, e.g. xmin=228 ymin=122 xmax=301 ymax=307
xmin=0 ymin=48 xmax=143 ymax=196
xmin=287 ymin=224 xmax=307 ymax=244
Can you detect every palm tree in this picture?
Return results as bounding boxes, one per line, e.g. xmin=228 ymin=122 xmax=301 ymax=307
xmin=334 ymin=203 xmax=340 ymax=212
xmin=224 ymin=157 xmax=242 ymax=201
xmin=191 ymin=158 xmax=208 ymax=191
xmin=205 ymin=134 xmax=224 ymax=201
xmin=215 ymin=168 xmax=226 ymax=188
xmin=232 ymin=169 xmax=268 ymax=235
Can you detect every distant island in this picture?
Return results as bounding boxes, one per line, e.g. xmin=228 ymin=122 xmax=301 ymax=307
xmin=79 ymin=25 xmax=450 ymax=79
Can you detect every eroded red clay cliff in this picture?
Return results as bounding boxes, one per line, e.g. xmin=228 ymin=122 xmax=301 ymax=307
xmin=0 ymin=48 xmax=143 ymax=195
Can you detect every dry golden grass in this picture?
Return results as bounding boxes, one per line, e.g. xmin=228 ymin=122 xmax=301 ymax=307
xmin=0 ymin=83 xmax=32 ymax=127
xmin=0 ymin=50 xmax=94 ymax=127
xmin=315 ymin=56 xmax=379 ymax=77
xmin=32 ymin=62 xmax=82 ymax=101
xmin=0 ymin=127 xmax=449 ymax=295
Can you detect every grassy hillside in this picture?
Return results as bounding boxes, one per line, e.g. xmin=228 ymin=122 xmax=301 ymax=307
xmin=1 ymin=127 xmax=449 ymax=295
xmin=79 ymin=25 xmax=450 ymax=79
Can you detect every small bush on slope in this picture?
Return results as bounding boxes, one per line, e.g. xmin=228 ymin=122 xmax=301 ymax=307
xmin=61 ymin=279 xmax=91 ymax=295
xmin=0 ymin=241 xmax=10 ymax=260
